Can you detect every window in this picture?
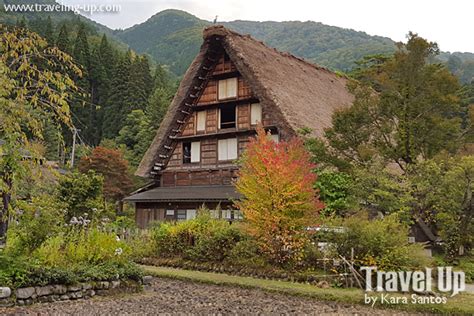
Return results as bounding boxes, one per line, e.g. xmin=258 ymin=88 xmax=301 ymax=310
xmin=183 ymin=141 xmax=200 ymax=163
xmin=250 ymin=103 xmax=262 ymax=125
xmin=219 ymin=105 xmax=236 ymax=129
xmin=218 ymin=138 xmax=238 ymax=161
xmin=210 ymin=209 xmax=219 ymax=219
xmin=233 ymin=210 xmax=243 ymax=220
xmin=186 ymin=209 xmax=197 ymax=220
xmin=166 ymin=210 xmax=175 ymax=216
xmin=218 ymin=78 xmax=237 ymax=100
xmin=269 ymin=134 xmax=279 ymax=143
xmin=196 ymin=111 xmax=206 ymax=132
xmin=177 ymin=210 xmax=186 ymax=221
xmin=222 ymin=209 xmax=232 ymax=219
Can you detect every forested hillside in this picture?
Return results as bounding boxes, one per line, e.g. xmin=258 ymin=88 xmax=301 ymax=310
xmin=116 ymin=9 xmax=474 ymax=83
xmin=0 ymin=6 xmax=175 ymax=165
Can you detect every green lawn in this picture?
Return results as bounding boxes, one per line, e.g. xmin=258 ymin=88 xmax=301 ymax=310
xmin=142 ymin=265 xmax=474 ymax=314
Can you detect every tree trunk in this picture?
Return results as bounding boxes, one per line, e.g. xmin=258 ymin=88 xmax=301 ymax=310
xmin=0 ymin=178 xmax=12 ymax=247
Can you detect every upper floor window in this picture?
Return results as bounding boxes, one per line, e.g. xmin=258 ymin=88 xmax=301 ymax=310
xmin=218 ymin=138 xmax=238 ymax=161
xmin=219 ymin=105 xmax=236 ymax=129
xmin=250 ymin=103 xmax=262 ymax=125
xmin=183 ymin=141 xmax=200 ymax=163
xmin=196 ymin=110 xmax=206 ymax=132
xmin=218 ymin=77 xmax=238 ymax=100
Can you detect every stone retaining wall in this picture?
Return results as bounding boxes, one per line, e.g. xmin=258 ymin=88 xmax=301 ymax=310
xmin=0 ymin=278 xmax=147 ymax=307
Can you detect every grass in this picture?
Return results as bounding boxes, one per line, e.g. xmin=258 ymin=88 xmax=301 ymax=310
xmin=142 ymin=265 xmax=474 ymax=314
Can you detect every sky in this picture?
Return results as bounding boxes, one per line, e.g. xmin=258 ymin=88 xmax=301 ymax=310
xmin=60 ymin=0 xmax=474 ymax=53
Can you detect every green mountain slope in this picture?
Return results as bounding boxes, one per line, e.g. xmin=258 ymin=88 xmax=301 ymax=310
xmin=117 ymin=10 xmax=209 ymax=75
xmin=117 ymin=9 xmax=474 ymax=83
xmin=223 ymin=20 xmax=395 ymax=72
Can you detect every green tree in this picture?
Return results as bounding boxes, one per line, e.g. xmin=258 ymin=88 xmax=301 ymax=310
xmin=408 ymin=156 xmax=474 ymax=261
xmin=44 ymin=16 xmax=54 ymax=45
xmin=116 ymin=110 xmax=154 ymax=167
xmin=0 ymin=26 xmax=80 ymax=245
xmin=56 ymin=24 xmax=71 ymax=53
xmin=57 ymin=171 xmax=104 ymax=221
xmin=102 ymin=50 xmax=132 ymax=138
xmin=326 ymin=33 xmax=462 ymax=171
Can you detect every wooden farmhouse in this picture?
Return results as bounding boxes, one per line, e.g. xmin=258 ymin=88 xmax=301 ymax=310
xmin=124 ymin=25 xmax=354 ymax=228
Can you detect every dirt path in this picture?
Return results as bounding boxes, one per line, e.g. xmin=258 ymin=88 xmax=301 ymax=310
xmin=0 ymin=278 xmax=417 ymax=315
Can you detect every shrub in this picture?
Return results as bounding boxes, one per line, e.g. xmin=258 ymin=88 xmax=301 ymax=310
xmin=151 ymin=214 xmax=247 ymax=262
xmin=34 ymin=228 xmax=127 ymax=267
xmin=322 ymin=213 xmax=432 ymax=270
xmin=227 ymin=239 xmax=267 ymax=268
xmin=6 ymin=194 xmax=66 ymax=256
xmin=186 ymin=225 xmax=244 ymax=262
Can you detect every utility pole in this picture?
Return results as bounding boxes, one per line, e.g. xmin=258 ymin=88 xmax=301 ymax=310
xmin=70 ymin=127 xmax=81 ymax=168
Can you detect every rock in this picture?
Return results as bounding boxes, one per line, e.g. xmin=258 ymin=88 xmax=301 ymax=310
xmin=142 ymin=276 xmax=153 ymax=285
xmin=16 ymin=287 xmax=36 ymax=299
xmin=53 ymin=285 xmax=68 ymax=295
xmin=99 ymin=281 xmax=110 ymax=289
xmin=59 ymin=294 xmax=70 ymax=300
xmin=25 ymin=298 xmax=33 ymax=305
xmin=316 ymin=281 xmax=330 ymax=289
xmin=0 ymin=298 xmax=13 ymax=307
xmin=38 ymin=296 xmax=53 ymax=303
xmin=82 ymin=283 xmax=93 ymax=290
xmin=111 ymin=280 xmax=121 ymax=289
xmin=84 ymin=289 xmax=95 ymax=298
xmin=67 ymin=285 xmax=82 ymax=292
xmin=0 ymin=287 xmax=11 ymax=299
xmin=36 ymin=285 xmax=53 ymax=297
xmin=17 ymin=299 xmax=25 ymax=306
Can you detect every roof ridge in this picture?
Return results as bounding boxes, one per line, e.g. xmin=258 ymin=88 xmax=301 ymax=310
xmin=203 ymin=25 xmax=332 ymax=74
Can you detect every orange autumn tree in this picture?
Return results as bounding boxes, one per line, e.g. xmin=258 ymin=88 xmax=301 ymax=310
xmin=79 ymin=147 xmax=134 ymax=204
xmin=235 ymin=126 xmax=323 ymax=265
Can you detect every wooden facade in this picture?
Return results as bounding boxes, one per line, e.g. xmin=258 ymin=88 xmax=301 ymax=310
xmin=126 ymin=50 xmax=281 ymax=227
xmin=159 ymin=53 xmax=278 ymax=188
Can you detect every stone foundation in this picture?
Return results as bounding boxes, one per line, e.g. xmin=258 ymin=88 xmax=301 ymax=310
xmin=0 ymin=278 xmax=148 ymax=307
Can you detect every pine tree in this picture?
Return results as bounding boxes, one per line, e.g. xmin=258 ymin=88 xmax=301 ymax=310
xmin=102 ymin=50 xmax=132 ymax=138
xmin=56 ymin=24 xmax=71 ymax=53
xmin=73 ymin=23 xmax=90 ymax=69
xmin=129 ymin=55 xmax=153 ymax=111
xmin=44 ymin=16 xmax=54 ymax=45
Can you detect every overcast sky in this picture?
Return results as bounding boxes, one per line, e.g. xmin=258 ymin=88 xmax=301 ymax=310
xmin=61 ymin=0 xmax=474 ymax=53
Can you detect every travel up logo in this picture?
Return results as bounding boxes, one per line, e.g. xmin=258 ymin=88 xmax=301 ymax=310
xmin=360 ymin=266 xmax=465 ymax=306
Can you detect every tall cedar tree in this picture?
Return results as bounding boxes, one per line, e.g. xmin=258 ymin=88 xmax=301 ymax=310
xmin=102 ymin=50 xmax=133 ymax=138
xmin=56 ymin=24 xmax=70 ymax=54
xmin=235 ymin=127 xmax=323 ymax=265
xmin=78 ymin=146 xmax=134 ymax=203
xmin=324 ymin=33 xmax=462 ymax=171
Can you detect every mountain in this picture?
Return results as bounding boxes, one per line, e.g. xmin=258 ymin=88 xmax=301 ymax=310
xmin=117 ymin=9 xmax=474 ymax=83
xmin=117 ymin=10 xmax=209 ymax=75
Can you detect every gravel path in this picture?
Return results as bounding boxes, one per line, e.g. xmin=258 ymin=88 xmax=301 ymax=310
xmin=0 ymin=278 xmax=416 ymax=315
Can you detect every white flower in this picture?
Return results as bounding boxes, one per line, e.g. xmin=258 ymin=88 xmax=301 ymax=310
xmin=115 ymin=248 xmax=123 ymax=256
xmin=116 ymin=236 xmax=121 ymax=242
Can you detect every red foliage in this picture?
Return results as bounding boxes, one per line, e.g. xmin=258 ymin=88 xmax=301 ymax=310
xmin=79 ymin=147 xmax=134 ymax=202
xmin=235 ymin=126 xmax=323 ymax=264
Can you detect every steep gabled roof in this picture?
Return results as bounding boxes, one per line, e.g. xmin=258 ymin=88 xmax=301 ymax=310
xmin=136 ymin=25 xmax=353 ymax=177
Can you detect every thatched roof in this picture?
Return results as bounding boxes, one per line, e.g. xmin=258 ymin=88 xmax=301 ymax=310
xmin=136 ymin=25 xmax=353 ymax=177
